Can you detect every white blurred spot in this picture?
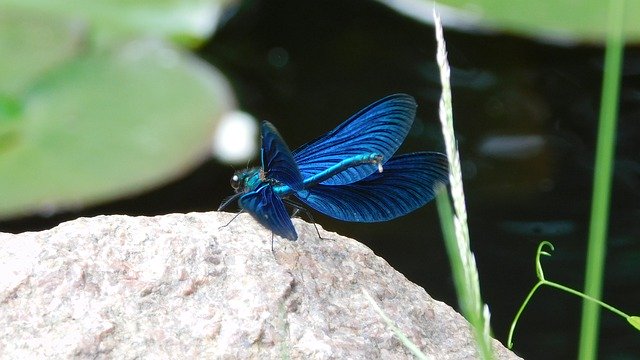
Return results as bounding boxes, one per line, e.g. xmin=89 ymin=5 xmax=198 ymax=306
xmin=212 ymin=111 xmax=258 ymax=164
xmin=478 ymin=135 xmax=545 ymax=159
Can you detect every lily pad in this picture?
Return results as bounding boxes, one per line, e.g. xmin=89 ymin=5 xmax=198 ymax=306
xmin=0 ymin=40 xmax=233 ymax=219
xmin=378 ymin=0 xmax=640 ymax=43
xmin=0 ymin=9 xmax=84 ymax=95
xmin=0 ymin=0 xmax=228 ymax=46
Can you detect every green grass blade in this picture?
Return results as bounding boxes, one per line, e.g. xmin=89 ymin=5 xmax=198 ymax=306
xmin=433 ymin=9 xmax=493 ymax=359
xmin=578 ymin=0 xmax=625 ymax=359
xmin=362 ymin=289 xmax=432 ymax=360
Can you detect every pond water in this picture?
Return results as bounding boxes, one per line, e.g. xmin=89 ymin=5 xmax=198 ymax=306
xmin=3 ymin=1 xmax=640 ymax=359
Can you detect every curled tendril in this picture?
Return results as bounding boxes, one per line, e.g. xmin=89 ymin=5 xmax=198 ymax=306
xmin=508 ymin=241 xmax=638 ymax=350
xmin=535 ymin=241 xmax=554 ymax=281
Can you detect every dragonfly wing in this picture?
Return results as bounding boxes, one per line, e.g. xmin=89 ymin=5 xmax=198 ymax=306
xmin=240 ymin=185 xmax=298 ymax=240
xmin=294 ymin=152 xmax=448 ymax=222
xmin=293 ymin=94 xmax=416 ymax=186
xmin=262 ymin=121 xmax=303 ymax=191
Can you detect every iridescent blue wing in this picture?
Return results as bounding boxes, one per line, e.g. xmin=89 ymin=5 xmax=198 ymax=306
xmin=262 ymin=121 xmax=303 ymax=191
xmin=294 ymin=152 xmax=448 ymax=222
xmin=292 ymin=94 xmax=416 ymax=186
xmin=239 ymin=185 xmax=298 ymax=240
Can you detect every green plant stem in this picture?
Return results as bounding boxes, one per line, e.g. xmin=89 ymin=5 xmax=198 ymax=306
xmin=549 ymin=280 xmax=628 ymax=319
xmin=508 ymin=241 xmax=634 ymax=349
xmin=362 ymin=289 xmax=431 ymax=360
xmin=507 ymin=282 xmax=544 ymax=348
xmin=578 ymin=1 xmax=625 ymax=359
xmin=436 ymin=190 xmax=464 ymax=297
xmin=433 ymin=10 xmax=493 ymax=358
xmin=509 ymin=278 xmax=631 ymax=349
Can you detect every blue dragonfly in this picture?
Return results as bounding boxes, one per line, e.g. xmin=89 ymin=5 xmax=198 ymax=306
xmin=218 ymin=94 xmax=449 ymax=241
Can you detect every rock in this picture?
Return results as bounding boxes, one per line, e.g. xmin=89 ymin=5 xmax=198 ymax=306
xmin=0 ymin=212 xmax=520 ymax=359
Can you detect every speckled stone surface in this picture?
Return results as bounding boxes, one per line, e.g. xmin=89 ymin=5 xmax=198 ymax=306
xmin=0 ymin=212 xmax=521 ymax=359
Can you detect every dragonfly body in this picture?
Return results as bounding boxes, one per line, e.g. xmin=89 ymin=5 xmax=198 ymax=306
xmin=219 ymin=94 xmax=449 ymax=241
xmin=276 ymin=153 xmax=383 ymax=194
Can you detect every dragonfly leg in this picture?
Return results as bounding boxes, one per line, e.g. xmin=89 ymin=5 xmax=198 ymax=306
xmin=271 ymin=232 xmax=275 ymax=253
xmin=219 ymin=210 xmax=244 ymax=230
xmin=284 ymin=199 xmax=328 ymax=240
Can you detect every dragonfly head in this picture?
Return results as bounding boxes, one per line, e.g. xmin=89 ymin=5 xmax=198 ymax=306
xmin=218 ymin=167 xmax=262 ymax=212
xmin=230 ymin=167 xmax=261 ymax=193
xmin=230 ymin=173 xmax=242 ymax=191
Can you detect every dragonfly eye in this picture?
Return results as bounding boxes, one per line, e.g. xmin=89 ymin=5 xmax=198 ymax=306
xmin=230 ymin=174 xmax=241 ymax=190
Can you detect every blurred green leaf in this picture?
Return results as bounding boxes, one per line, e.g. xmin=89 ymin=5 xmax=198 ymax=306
xmin=0 ymin=9 xmax=84 ymax=94
xmin=380 ymin=0 xmax=640 ymax=43
xmin=0 ymin=1 xmax=235 ymax=218
xmin=0 ymin=0 xmax=228 ymax=46
xmin=0 ymin=40 xmax=233 ymax=218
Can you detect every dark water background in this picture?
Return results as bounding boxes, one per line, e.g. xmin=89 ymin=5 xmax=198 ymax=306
xmin=3 ymin=1 xmax=640 ymax=358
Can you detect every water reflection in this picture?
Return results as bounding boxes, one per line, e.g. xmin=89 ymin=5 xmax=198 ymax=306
xmin=478 ymin=134 xmax=545 ymax=159
xmin=500 ymin=220 xmax=576 ymax=237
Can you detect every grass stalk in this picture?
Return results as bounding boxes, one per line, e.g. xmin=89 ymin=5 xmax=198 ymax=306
xmin=433 ymin=9 xmax=493 ymax=359
xmin=362 ymin=289 xmax=432 ymax=360
xmin=578 ymin=0 xmax=625 ymax=358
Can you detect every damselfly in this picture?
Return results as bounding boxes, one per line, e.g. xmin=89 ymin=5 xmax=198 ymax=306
xmin=219 ymin=94 xmax=448 ymax=241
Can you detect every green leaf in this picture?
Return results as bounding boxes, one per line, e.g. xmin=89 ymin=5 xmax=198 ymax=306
xmin=0 ymin=0 xmax=228 ymax=46
xmin=0 ymin=40 xmax=233 ymax=218
xmin=628 ymin=316 xmax=640 ymax=331
xmin=0 ymin=9 xmax=84 ymax=94
xmin=382 ymin=0 xmax=640 ymax=43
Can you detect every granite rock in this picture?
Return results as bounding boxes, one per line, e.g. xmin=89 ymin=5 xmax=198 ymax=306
xmin=0 ymin=212 xmax=521 ymax=359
